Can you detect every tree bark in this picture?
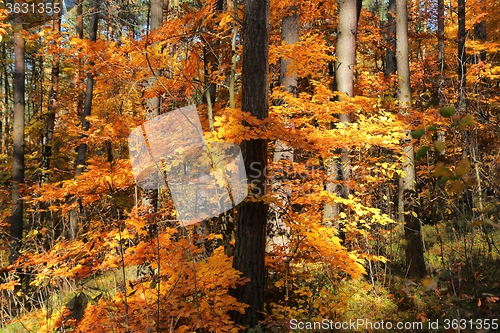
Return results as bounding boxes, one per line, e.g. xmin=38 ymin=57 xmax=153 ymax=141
xmin=473 ymin=1 xmax=486 ymax=62
xmin=457 ymin=0 xmax=466 ymax=114
xmin=0 ymin=44 xmax=8 ymax=155
xmin=2 ymin=48 xmax=8 ymax=155
xmin=70 ymin=0 xmax=99 ymax=238
xmin=396 ymin=0 xmax=426 ymax=279
xmin=437 ymin=0 xmax=444 ymax=74
xmin=42 ymin=0 xmax=61 ymax=184
xmin=75 ymin=0 xmax=99 ymax=176
xmin=385 ymin=0 xmax=397 ymax=77
xmin=279 ymin=9 xmax=299 ymax=97
xmin=141 ymin=0 xmax=163 ymax=214
xmin=231 ymin=0 xmax=269 ymax=327
xmin=324 ymin=0 xmax=361 ymax=230
xmin=10 ymin=14 xmax=25 ymax=263
xmin=268 ymin=7 xmax=298 ymax=249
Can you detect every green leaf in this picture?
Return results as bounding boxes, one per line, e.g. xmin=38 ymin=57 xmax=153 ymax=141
xmin=460 ymin=114 xmax=475 ymax=127
xmin=416 ymin=145 xmax=429 ymax=160
xmin=434 ymin=140 xmax=445 ymax=152
xmin=411 ymin=129 xmax=425 ymax=138
xmin=470 ymin=219 xmax=484 ymax=227
xmin=438 ymin=177 xmax=449 ymax=184
xmin=439 ymin=106 xmax=456 ymax=118
xmin=427 ymin=125 xmax=437 ymax=131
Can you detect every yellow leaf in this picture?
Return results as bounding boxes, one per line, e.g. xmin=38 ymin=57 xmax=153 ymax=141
xmin=456 ymin=158 xmax=471 ymax=176
xmin=449 ymin=180 xmax=465 ymax=193
xmin=432 ymin=162 xmax=453 ymax=178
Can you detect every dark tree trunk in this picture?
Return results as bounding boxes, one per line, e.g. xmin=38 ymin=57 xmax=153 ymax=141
xmin=2 ymin=48 xmax=8 ymax=155
xmin=10 ymin=14 xmax=25 ymax=263
xmin=474 ymin=0 xmax=486 ymax=62
xmin=231 ymin=0 xmax=269 ymax=327
xmin=75 ymin=0 xmax=99 ymax=176
xmin=437 ymin=0 xmax=444 ymax=73
xmin=70 ymin=0 xmax=99 ymax=238
xmin=0 ymin=43 xmax=8 ymax=155
xmin=385 ymin=0 xmax=397 ymax=77
xmin=457 ymin=0 xmax=466 ymax=113
xmin=42 ymin=0 xmax=61 ymax=183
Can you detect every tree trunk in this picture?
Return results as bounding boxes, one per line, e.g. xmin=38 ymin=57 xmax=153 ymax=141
xmin=473 ymin=1 xmax=486 ymax=62
xmin=42 ymin=0 xmax=61 ymax=184
xmin=10 ymin=14 xmax=25 ymax=263
xmin=2 ymin=49 xmax=8 ymax=155
xmin=268 ymin=7 xmax=298 ymax=249
xmin=70 ymin=0 xmax=99 ymax=238
xmin=279 ymin=9 xmax=299 ymax=97
xmin=396 ymin=0 xmax=426 ymax=279
xmin=231 ymin=0 xmax=269 ymax=327
xmin=323 ymin=0 xmax=361 ymax=231
xmin=437 ymin=0 xmax=444 ymax=74
xmin=75 ymin=0 xmax=99 ymax=176
xmin=141 ymin=0 xmax=163 ymax=215
xmin=457 ymin=0 xmax=466 ymax=114
xmin=385 ymin=0 xmax=397 ymax=77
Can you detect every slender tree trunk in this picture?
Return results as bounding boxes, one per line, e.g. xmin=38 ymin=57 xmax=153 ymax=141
xmin=141 ymin=0 xmax=163 ymax=214
xmin=457 ymin=0 xmax=466 ymax=114
xmin=70 ymin=0 xmax=99 ymax=238
xmin=229 ymin=0 xmax=237 ymax=109
xmin=10 ymin=14 xmax=25 ymax=263
xmin=268 ymin=7 xmax=298 ymax=249
xmin=68 ymin=0 xmax=85 ymax=239
xmin=107 ymin=0 xmax=114 ymax=41
xmin=2 ymin=51 xmax=8 ymax=155
xmin=474 ymin=1 xmax=486 ymax=62
xmin=42 ymin=0 xmax=61 ymax=184
xmin=75 ymin=0 xmax=99 ymax=176
xmin=396 ymin=0 xmax=425 ymax=279
xmin=74 ymin=0 xmax=84 ymax=115
xmin=385 ymin=0 xmax=397 ymax=77
xmin=324 ymin=0 xmax=361 ymax=232
xmin=279 ymin=9 xmax=299 ymax=98
xmin=437 ymin=0 xmax=444 ymax=74
xmin=0 ymin=72 xmax=4 ymax=155
xmin=231 ymin=0 xmax=269 ymax=327
xmin=202 ymin=0 xmax=223 ymax=106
